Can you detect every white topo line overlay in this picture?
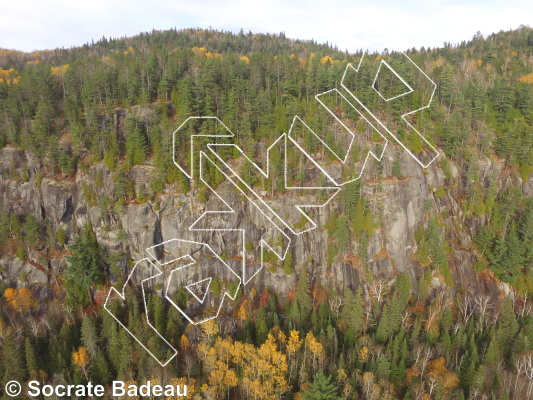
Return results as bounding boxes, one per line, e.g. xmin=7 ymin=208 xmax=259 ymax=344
xmin=105 ymin=51 xmax=438 ymax=366
xmin=341 ymin=51 xmax=439 ymax=168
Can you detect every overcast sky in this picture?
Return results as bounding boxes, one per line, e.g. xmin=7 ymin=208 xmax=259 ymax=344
xmin=1 ymin=0 xmax=531 ymax=53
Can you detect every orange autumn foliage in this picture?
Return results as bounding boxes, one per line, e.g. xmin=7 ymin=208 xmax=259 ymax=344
xmin=427 ymin=357 xmax=447 ymax=377
xmin=72 ymin=346 xmax=90 ymax=370
xmin=427 ymin=357 xmax=459 ymax=392
xmin=518 ymin=73 xmax=533 ymax=84
xmin=405 ymin=364 xmax=420 ymax=384
xmin=0 ymin=68 xmax=20 ymax=86
xmin=205 ymin=52 xmax=222 ymax=59
xmin=4 ymin=287 xmax=37 ymax=312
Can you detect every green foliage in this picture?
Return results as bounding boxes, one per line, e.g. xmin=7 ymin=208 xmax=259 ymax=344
xmin=81 ymin=315 xmax=99 ymax=357
xmin=124 ymin=117 xmax=147 ymax=167
xmin=1 ymin=334 xmax=27 ymax=383
xmin=440 ymin=157 xmax=452 ymax=180
xmin=16 ymin=244 xmax=26 ymax=260
xmin=25 ymin=337 xmax=39 ymax=377
xmin=0 ymin=26 xmax=532 ymax=400
xmin=435 ymin=186 xmax=446 ymax=198
xmin=23 ymin=214 xmax=41 ymax=246
xmin=283 ymin=252 xmax=294 ymax=274
xmin=66 ymin=223 xmax=105 ymax=299
xmin=392 ymin=153 xmax=402 ymax=178
xmin=333 ymin=215 xmax=350 ymax=253
xmin=341 ymin=287 xmax=365 ymax=338
xmin=211 ymin=277 xmax=221 ymax=297
xmin=294 ymin=267 xmax=312 ymax=327
xmin=352 ymin=200 xmax=365 ymax=233
xmin=499 ymin=297 xmax=519 ymax=345
xmin=476 ymin=196 xmax=532 ymax=289
xmin=82 ymin=181 xmax=98 ymax=206
xmin=35 ymin=170 xmax=43 ymax=188
xmin=9 ymin=213 xmax=21 ymax=237
xmin=256 ymin=306 xmax=269 ymax=345
xmin=56 ymin=226 xmax=67 ymax=246
xmin=197 ymin=186 xmax=208 ymax=203
xmin=301 ymin=371 xmax=342 ymax=400
xmin=415 ymin=218 xmax=453 ymax=285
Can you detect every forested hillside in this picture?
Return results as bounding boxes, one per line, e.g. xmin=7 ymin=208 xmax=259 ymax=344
xmin=0 ymin=27 xmax=532 ymax=399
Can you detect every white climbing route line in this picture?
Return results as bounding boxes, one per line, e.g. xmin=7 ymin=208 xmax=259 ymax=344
xmin=105 ymin=50 xmax=439 ymax=366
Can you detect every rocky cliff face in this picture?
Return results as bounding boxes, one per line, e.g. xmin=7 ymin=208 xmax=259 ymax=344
xmin=1 ymin=139 xmax=530 ymax=301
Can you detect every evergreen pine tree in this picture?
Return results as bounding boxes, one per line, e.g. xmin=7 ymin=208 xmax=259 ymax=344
xmin=375 ymin=354 xmax=391 ymax=381
xmin=499 ymin=297 xmax=519 ymax=342
xmin=25 ymin=337 xmax=39 ymax=378
xmin=341 ymin=287 xmax=364 ymax=337
xmin=256 ymin=306 xmax=269 ymax=345
xmin=301 ymin=370 xmax=342 ymax=400
xmin=352 ymin=199 xmax=365 ymax=233
xmin=375 ymin=304 xmax=390 ymax=343
xmin=2 ymin=334 xmax=27 ymax=383
xmin=81 ymin=315 xmax=99 ymax=358
xmin=295 ymin=267 xmax=313 ymax=327
xmin=66 ymin=222 xmax=105 ymax=300
xmin=93 ymin=352 xmax=113 ymax=385
xmin=24 ymin=214 xmax=41 ymax=246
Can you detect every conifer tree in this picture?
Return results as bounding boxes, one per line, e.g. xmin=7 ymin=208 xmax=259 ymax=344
xmin=499 ymin=297 xmax=518 ymax=359
xmin=341 ymin=287 xmax=364 ymax=337
xmin=67 ymin=222 xmax=105 ymax=288
xmin=81 ymin=315 xmax=99 ymax=357
xmin=301 ymin=370 xmax=342 ymax=400
xmin=25 ymin=337 xmax=39 ymax=378
xmin=2 ymin=334 xmax=26 ymax=383
xmin=295 ymin=267 xmax=313 ymax=327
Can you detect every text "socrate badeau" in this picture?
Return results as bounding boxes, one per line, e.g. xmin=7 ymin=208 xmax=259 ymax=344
xmin=26 ymin=380 xmax=188 ymax=397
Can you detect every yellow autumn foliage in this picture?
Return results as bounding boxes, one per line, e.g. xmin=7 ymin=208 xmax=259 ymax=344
xmin=518 ymin=73 xmax=533 ymax=84
xmin=205 ymin=52 xmax=222 ymax=59
xmin=197 ymin=335 xmax=289 ymax=400
xmin=3 ymin=287 xmax=37 ymax=312
xmin=180 ymin=334 xmax=191 ymax=349
xmin=51 ymin=64 xmax=69 ymax=76
xmin=72 ymin=346 xmax=90 ymax=369
xmin=286 ymin=330 xmax=302 ymax=355
xmin=359 ymin=346 xmax=369 ymax=362
xmin=0 ymin=67 xmax=20 ymax=86
xmin=202 ymin=318 xmax=220 ymax=338
xmin=192 ymin=46 xmax=207 ymax=55
xmin=167 ymin=377 xmax=195 ymax=399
